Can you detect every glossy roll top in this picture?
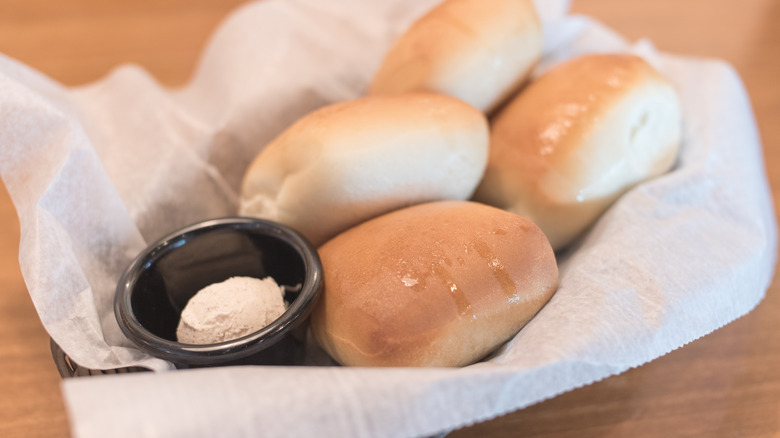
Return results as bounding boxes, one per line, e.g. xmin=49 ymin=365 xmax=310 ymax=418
xmin=240 ymin=93 xmax=489 ymax=246
xmin=311 ymin=201 xmax=558 ymax=367
xmin=369 ymin=0 xmax=542 ymax=113
xmin=473 ymin=54 xmax=682 ymax=250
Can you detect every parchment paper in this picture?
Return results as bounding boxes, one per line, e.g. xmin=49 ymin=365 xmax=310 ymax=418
xmin=0 ymin=0 xmax=776 ymax=437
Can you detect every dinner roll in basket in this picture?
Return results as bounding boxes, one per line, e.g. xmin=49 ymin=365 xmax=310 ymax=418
xmin=473 ymin=54 xmax=683 ymax=250
xmin=240 ymin=93 xmax=489 ymax=246
xmin=369 ymin=0 xmax=542 ymax=113
xmin=311 ymin=201 xmax=559 ymax=368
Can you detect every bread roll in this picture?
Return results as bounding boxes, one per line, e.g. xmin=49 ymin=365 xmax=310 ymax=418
xmin=240 ymin=93 xmax=489 ymax=246
xmin=369 ymin=0 xmax=542 ymax=113
xmin=473 ymin=54 xmax=682 ymax=250
xmin=311 ymin=201 xmax=558 ymax=367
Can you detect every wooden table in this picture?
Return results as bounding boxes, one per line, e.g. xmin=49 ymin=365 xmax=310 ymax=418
xmin=1 ymin=1 xmax=778 ymax=436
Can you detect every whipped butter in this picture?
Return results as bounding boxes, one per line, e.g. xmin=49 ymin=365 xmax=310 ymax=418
xmin=176 ymin=276 xmax=286 ymax=344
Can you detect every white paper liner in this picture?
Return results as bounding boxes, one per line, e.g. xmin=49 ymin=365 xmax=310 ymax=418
xmin=0 ymin=0 xmax=776 ymax=437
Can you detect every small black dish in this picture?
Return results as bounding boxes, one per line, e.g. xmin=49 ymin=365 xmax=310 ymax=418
xmin=114 ymin=217 xmax=323 ymax=368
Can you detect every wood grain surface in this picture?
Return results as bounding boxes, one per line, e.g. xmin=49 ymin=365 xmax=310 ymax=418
xmin=1 ymin=1 xmax=778 ymax=437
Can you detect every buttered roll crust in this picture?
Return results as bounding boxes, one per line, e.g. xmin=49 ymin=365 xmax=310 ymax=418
xmin=240 ymin=93 xmax=489 ymax=246
xmin=369 ymin=0 xmax=542 ymax=113
xmin=311 ymin=201 xmax=558 ymax=367
xmin=473 ymin=54 xmax=682 ymax=250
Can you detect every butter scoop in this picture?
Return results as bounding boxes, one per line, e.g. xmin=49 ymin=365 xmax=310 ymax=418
xmin=176 ymin=276 xmax=287 ymax=345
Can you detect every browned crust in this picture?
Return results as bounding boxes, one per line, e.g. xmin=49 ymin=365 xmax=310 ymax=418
xmin=241 ymin=92 xmax=488 ymax=204
xmin=369 ymin=0 xmax=541 ymax=111
xmin=485 ymin=54 xmax=670 ymax=201
xmin=311 ymin=201 xmax=558 ymax=367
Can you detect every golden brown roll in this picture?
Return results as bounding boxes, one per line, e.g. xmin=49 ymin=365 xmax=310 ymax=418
xmin=369 ymin=0 xmax=542 ymax=113
xmin=473 ymin=54 xmax=682 ymax=250
xmin=311 ymin=201 xmax=558 ymax=367
xmin=239 ymin=93 xmax=489 ymax=246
